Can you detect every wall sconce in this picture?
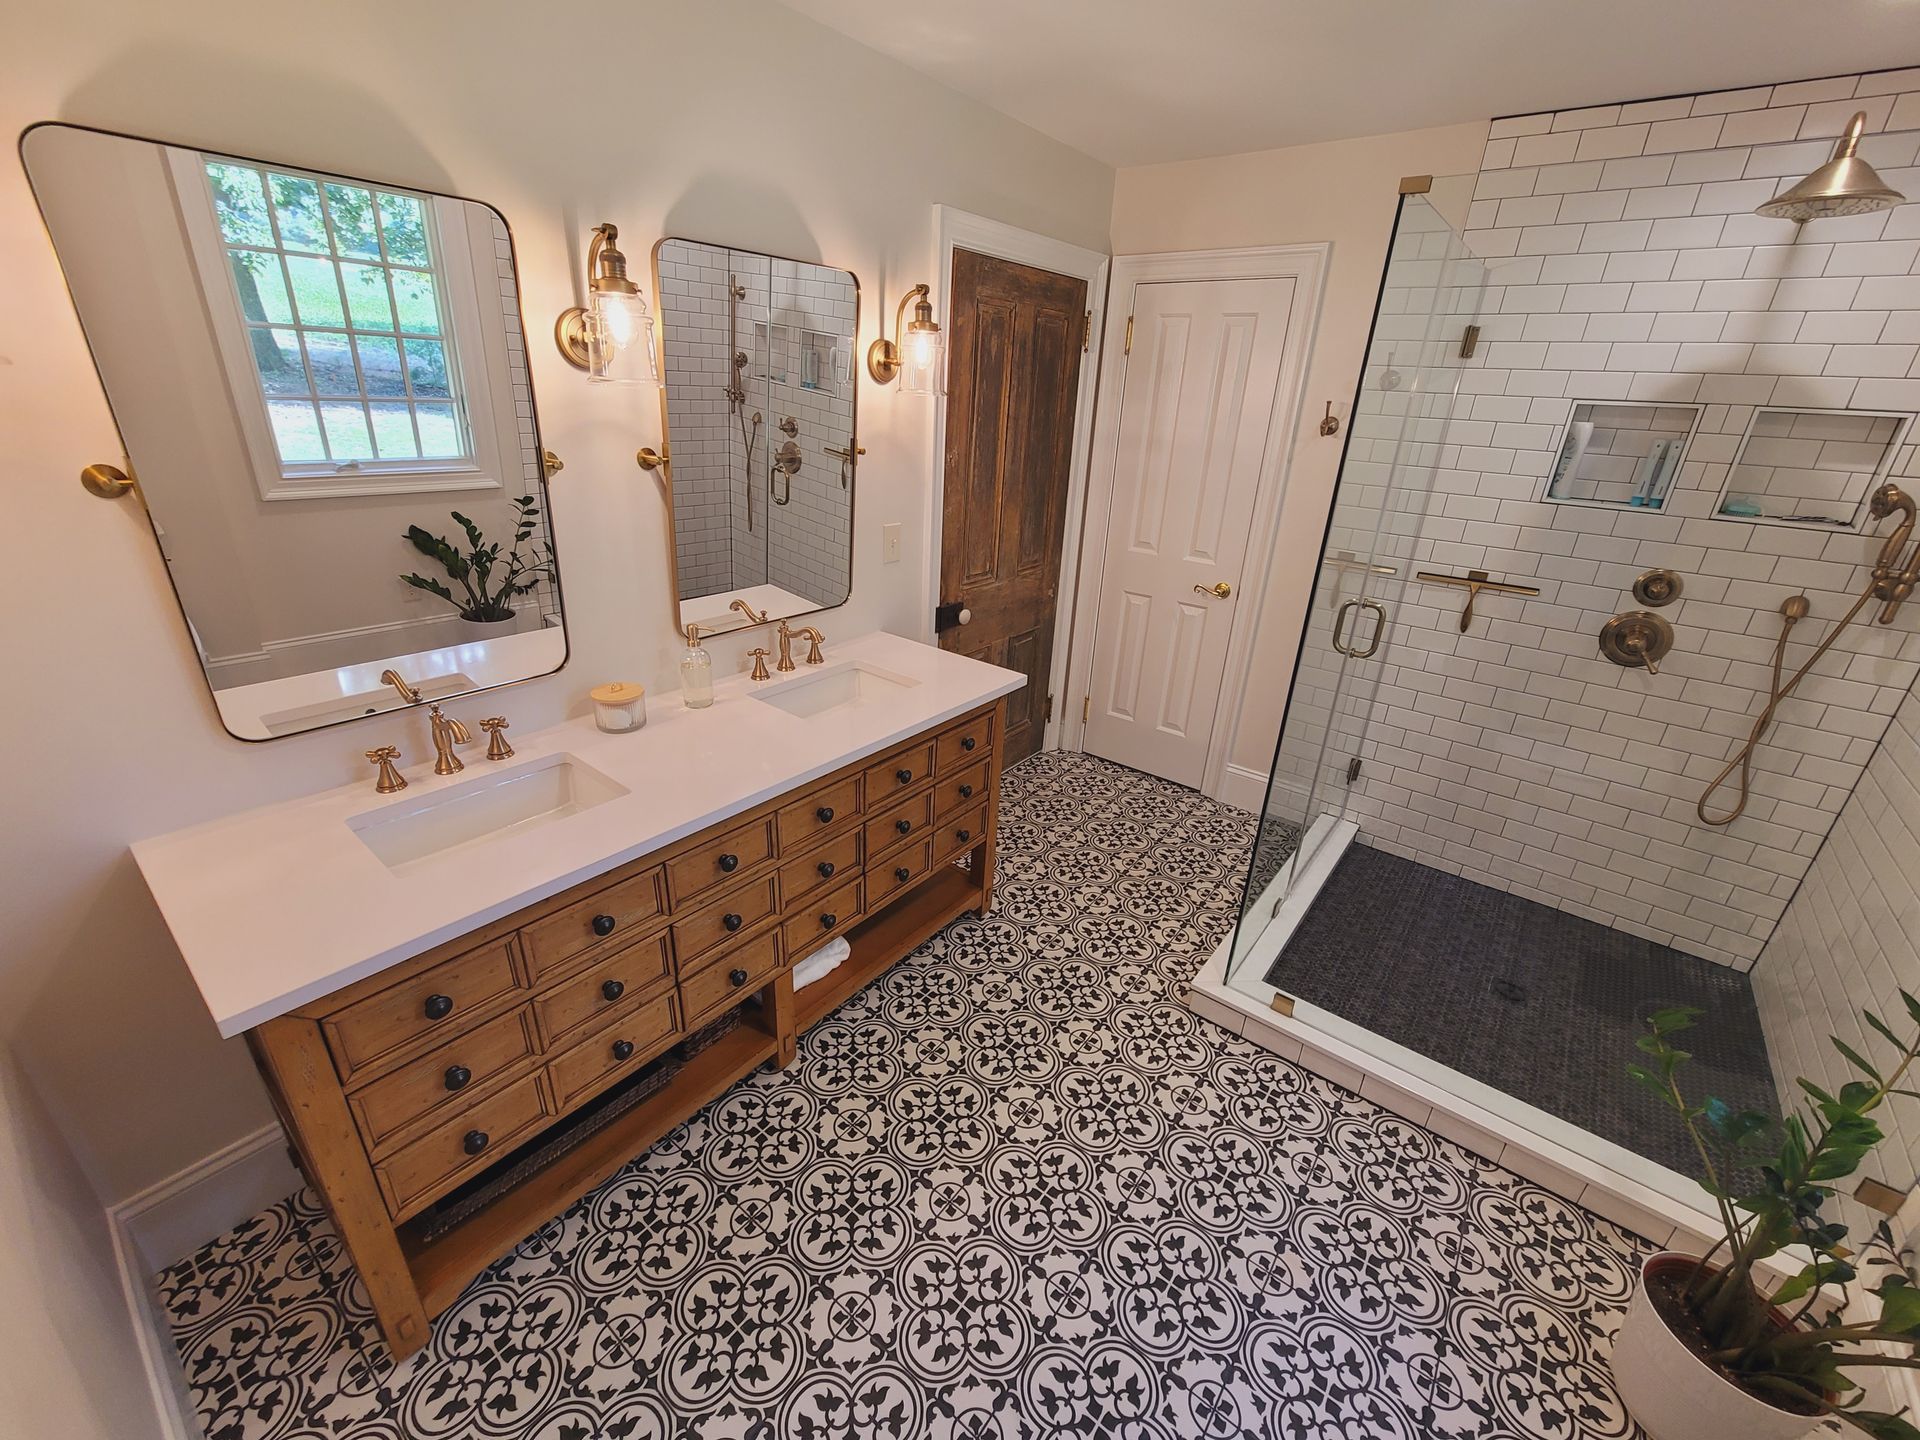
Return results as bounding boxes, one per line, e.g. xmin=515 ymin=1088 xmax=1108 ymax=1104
xmin=867 ymin=283 xmax=944 ymax=394
xmin=555 ymin=222 xmax=658 ymax=384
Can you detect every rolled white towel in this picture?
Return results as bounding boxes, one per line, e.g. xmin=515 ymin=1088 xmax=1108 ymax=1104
xmin=794 ymin=936 xmax=852 ymax=991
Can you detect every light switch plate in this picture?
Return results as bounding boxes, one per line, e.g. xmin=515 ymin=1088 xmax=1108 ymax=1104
xmin=882 ymin=523 xmax=901 ymax=564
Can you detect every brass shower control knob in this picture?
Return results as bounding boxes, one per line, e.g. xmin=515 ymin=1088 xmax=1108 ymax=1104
xmin=1631 ymin=568 xmax=1684 ymax=607
xmin=1599 ymin=611 xmax=1675 ymax=675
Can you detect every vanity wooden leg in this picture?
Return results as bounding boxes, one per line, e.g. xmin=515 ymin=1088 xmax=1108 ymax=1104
xmin=249 ymin=1018 xmax=431 ymax=1359
xmin=767 ymin=969 xmax=798 ymax=1067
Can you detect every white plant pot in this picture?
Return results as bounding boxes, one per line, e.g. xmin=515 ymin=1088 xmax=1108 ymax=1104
xmin=1612 ymin=1252 xmax=1821 ymax=1440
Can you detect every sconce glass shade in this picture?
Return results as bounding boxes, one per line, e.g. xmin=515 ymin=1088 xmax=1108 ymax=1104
xmin=899 ymin=318 xmax=944 ymax=394
xmin=586 ymin=287 xmax=658 ymax=385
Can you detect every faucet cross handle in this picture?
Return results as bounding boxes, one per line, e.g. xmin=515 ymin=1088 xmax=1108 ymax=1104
xmin=747 ymin=647 xmax=773 ymax=681
xmin=479 ymin=717 xmax=514 ymax=761
xmin=366 ymin=745 xmax=407 ymax=794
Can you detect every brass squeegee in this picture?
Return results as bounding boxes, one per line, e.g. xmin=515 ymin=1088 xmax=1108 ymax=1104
xmin=1415 ymin=569 xmax=1540 ymax=632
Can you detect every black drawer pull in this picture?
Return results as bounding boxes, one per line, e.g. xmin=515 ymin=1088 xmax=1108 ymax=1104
xmin=956 ymin=828 xmax=973 ymax=843
xmin=601 ymin=978 xmax=625 ymax=1002
xmin=423 ymin=993 xmax=454 ymax=1021
xmin=962 ymin=736 xmax=977 ymax=751
xmin=816 ymin=805 xmax=834 ymax=824
xmin=817 ymin=860 xmax=836 ymax=878
xmin=820 ymin=912 xmax=837 ymax=929
xmin=717 ymin=852 xmax=740 ymax=873
xmin=729 ymin=967 xmax=749 ymax=986
xmin=895 ymin=818 xmax=913 ymax=835
xmin=958 ymin=784 xmax=974 ymax=799
xmin=591 ymin=913 xmax=616 ymax=937
xmin=612 ymin=1039 xmax=635 ymax=1062
xmin=895 ymin=767 xmax=913 ymax=785
xmin=463 ymin=1130 xmax=489 ymax=1156
xmin=444 ymin=1065 xmax=471 ymax=1092
xmin=722 ymin=913 xmax=744 ymax=932
xmin=894 ymin=865 xmax=911 ymax=883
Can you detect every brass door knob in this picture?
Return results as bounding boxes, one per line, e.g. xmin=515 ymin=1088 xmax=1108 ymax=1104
xmin=1194 ymin=581 xmax=1233 ymax=598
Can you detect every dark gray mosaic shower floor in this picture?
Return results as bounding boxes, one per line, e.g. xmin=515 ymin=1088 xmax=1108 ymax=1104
xmin=158 ymin=755 xmax=1656 ymax=1440
xmin=1266 ymin=840 xmax=1779 ymax=1177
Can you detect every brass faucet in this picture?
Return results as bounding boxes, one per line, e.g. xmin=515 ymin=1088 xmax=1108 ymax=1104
xmin=428 ymin=704 xmax=472 ymax=775
xmin=379 ymin=668 xmax=422 ymax=704
xmin=747 ymin=647 xmax=773 ymax=681
xmin=729 ymin=598 xmax=770 ymax=628
xmin=775 ymin=619 xmax=798 ymax=671
xmin=775 ymin=619 xmax=827 ymax=669
xmin=365 ymin=745 xmax=407 ymax=794
xmin=795 ymin=626 xmax=826 ymax=665
xmin=479 ymin=717 xmax=514 ymax=761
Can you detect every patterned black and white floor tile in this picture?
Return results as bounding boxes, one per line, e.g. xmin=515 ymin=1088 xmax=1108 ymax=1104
xmin=158 ymin=751 xmax=1654 ymax=1440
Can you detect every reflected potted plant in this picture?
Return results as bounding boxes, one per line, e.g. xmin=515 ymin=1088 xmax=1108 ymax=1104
xmin=401 ymin=497 xmax=553 ymax=632
xmin=1614 ymin=1004 xmax=1920 ymax=1439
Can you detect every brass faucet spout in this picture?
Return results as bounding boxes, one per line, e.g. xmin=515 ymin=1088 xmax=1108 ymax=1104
xmin=379 ymin=668 xmax=423 ymax=705
xmin=1869 ymin=483 xmax=1918 ymax=622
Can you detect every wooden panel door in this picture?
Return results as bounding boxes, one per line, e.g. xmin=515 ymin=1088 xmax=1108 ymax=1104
xmin=938 ymin=248 xmax=1087 ymax=765
xmin=1082 ymin=277 xmax=1297 ymax=788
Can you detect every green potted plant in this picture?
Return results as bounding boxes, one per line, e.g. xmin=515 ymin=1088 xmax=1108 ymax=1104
xmin=1614 ymin=1003 xmax=1920 ymax=1439
xmin=400 ymin=497 xmax=553 ymax=628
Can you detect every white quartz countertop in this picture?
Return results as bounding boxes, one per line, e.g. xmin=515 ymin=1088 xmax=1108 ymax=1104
xmin=134 ymin=632 xmax=1024 ymax=1038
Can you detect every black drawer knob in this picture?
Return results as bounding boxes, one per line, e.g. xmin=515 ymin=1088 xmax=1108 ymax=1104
xmin=820 ymin=912 xmax=837 ymax=929
xmin=817 ymin=860 xmax=836 ymax=878
xmin=612 ymin=1039 xmax=634 ymax=1061
xmin=591 ymin=913 xmax=617 ymax=937
xmin=962 ymin=736 xmax=977 ymax=751
xmin=463 ymin=1130 xmax=489 ymax=1156
xmin=958 ymin=784 xmax=974 ymax=799
xmin=601 ymin=978 xmax=625 ymax=1002
xmin=894 ymin=865 xmax=911 ymax=882
xmin=444 ymin=1065 xmax=471 ymax=1092
xmin=718 ymin=852 xmax=740 ymax=873
xmin=723 ymin=912 xmax=744 ymax=932
xmin=423 ymin=993 xmax=454 ymax=1021
xmin=816 ymin=805 xmax=834 ymax=824
xmin=957 ymin=829 xmax=973 ymax=843
xmin=729 ymin=967 xmax=749 ymax=986
xmin=895 ymin=767 xmax=913 ymax=785
xmin=896 ymin=818 xmax=912 ymax=835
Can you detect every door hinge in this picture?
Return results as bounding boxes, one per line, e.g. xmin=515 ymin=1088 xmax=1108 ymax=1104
xmin=1082 ymin=696 xmax=1091 ymax=724
xmin=1346 ymin=757 xmax=1362 ymax=784
xmin=1459 ymin=323 xmax=1481 ymax=358
xmin=1045 ymin=693 xmax=1054 ymax=722
xmin=1123 ymin=314 xmax=1134 ymax=354
xmin=1082 ymin=311 xmax=1092 ymax=352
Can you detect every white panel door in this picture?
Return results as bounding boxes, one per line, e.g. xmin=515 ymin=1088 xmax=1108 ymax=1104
xmin=1083 ymin=276 xmax=1297 ymax=787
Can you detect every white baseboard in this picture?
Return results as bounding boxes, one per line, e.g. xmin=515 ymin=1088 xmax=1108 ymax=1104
xmin=107 ymin=1123 xmax=297 ymax=1440
xmin=1218 ymin=763 xmax=1272 ymax=812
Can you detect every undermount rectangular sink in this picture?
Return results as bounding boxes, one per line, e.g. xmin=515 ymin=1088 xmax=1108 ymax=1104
xmin=348 ymin=753 xmax=627 ymax=872
xmin=750 ymin=660 xmax=920 ymax=719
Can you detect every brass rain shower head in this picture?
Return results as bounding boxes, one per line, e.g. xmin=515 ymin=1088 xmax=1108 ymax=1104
xmin=1755 ymin=111 xmax=1906 ymax=223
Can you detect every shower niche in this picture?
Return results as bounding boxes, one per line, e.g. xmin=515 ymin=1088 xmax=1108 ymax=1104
xmin=1542 ymin=400 xmax=1703 ymax=510
xmin=653 ymin=238 xmax=858 ymax=637
xmin=1711 ymin=404 xmax=1915 ymax=530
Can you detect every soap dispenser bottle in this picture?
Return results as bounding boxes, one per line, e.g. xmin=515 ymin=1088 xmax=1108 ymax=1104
xmin=680 ymin=623 xmax=714 ymax=709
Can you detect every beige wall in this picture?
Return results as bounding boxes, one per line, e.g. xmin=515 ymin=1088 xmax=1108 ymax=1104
xmin=2 ymin=0 xmax=1111 ymax=1348
xmin=1110 ymin=122 xmax=1488 ymax=778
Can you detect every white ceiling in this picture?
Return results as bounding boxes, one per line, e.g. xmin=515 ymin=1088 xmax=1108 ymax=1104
xmin=775 ymin=0 xmax=1920 ymax=167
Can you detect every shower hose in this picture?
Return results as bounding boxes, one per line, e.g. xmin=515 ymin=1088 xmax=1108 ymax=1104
xmin=1695 ymin=587 xmax=1875 ymax=826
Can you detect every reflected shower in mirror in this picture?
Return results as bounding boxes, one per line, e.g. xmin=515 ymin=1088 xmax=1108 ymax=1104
xmin=24 ymin=124 xmax=567 ymax=740
xmin=654 ymin=239 xmax=856 ymax=637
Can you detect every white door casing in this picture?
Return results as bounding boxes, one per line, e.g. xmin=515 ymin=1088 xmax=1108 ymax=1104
xmin=1080 ymin=274 xmax=1303 ymax=789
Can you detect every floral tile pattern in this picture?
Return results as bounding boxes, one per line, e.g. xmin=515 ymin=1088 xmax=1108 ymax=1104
xmin=157 ymin=752 xmax=1653 ymax=1439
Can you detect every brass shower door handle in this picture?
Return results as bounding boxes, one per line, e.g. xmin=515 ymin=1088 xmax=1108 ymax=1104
xmin=1194 ymin=581 xmax=1233 ymax=598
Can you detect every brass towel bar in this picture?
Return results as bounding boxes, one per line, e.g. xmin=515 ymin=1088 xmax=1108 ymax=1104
xmin=1415 ymin=569 xmax=1540 ymax=632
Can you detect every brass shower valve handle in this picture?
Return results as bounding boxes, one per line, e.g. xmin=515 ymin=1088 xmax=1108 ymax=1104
xmin=1599 ymin=611 xmax=1675 ymax=675
xmin=366 ymin=745 xmax=407 ymax=794
xmin=479 ymin=717 xmax=514 ymax=761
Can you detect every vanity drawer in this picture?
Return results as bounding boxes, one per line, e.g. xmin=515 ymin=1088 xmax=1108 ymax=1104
xmin=935 ymin=760 xmax=990 ymax=820
xmin=936 ymin=713 xmax=993 ymax=773
xmin=869 ymin=835 xmax=935 ymax=906
xmin=532 ymin=935 xmax=673 ymax=1045
xmin=672 ymin=874 xmax=779 ymax=967
xmin=668 ymin=816 xmax=776 ymax=906
xmin=546 ymin=988 xmax=680 ymax=1111
xmin=679 ymin=930 xmax=782 ymax=1024
xmin=777 ymin=773 xmax=863 ymax=851
xmin=935 ymin=802 xmax=989 ymax=862
xmin=864 ymin=741 xmax=934 ymax=804
xmin=784 ymin=875 xmax=863 ymax=956
xmin=780 ymin=827 xmax=863 ymax=905
xmin=865 ymin=788 xmax=933 ymax=858
xmin=323 ymin=936 xmax=522 ymax=1082
xmin=375 ymin=1070 xmax=552 ymax=1220
xmin=346 ymin=1005 xmax=538 ymax=1155
xmin=519 ymin=865 xmax=666 ymax=981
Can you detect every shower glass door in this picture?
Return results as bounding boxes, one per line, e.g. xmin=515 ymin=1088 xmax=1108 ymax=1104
xmin=1227 ymin=194 xmax=1488 ymax=986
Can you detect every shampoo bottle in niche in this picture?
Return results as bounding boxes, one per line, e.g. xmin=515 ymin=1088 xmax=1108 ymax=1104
xmin=680 ymin=624 xmax=714 ymax=709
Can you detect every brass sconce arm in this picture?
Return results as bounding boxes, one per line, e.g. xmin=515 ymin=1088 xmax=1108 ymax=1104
xmin=867 ymin=283 xmax=942 ymax=389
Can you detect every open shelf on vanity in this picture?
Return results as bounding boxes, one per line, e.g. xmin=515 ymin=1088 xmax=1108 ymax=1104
xmin=795 ymin=862 xmax=983 ymax=1030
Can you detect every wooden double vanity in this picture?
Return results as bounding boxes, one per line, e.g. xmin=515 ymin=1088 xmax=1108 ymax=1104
xmin=135 ymin=635 xmax=1018 ymax=1357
